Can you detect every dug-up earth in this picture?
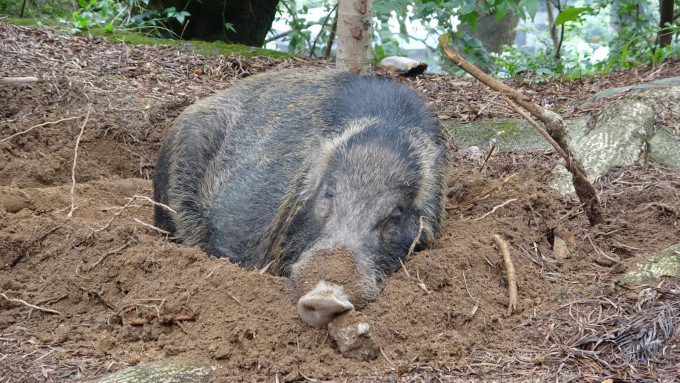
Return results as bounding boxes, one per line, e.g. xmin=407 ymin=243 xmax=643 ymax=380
xmin=1 ymin=22 xmax=680 ymax=382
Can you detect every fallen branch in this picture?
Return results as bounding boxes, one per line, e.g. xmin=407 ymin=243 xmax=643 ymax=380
xmin=0 ymin=292 xmax=62 ymax=315
xmin=492 ymin=235 xmax=518 ymax=316
xmin=68 ymin=105 xmax=92 ymax=218
xmin=440 ymin=41 xmax=604 ymax=226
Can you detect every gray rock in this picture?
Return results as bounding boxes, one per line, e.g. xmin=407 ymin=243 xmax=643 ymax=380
xmin=550 ymin=96 xmax=656 ymax=195
xmin=618 ymin=244 xmax=680 ymax=286
xmin=648 ymin=129 xmax=680 ymax=168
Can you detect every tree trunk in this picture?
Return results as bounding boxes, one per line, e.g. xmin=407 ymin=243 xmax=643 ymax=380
xmin=335 ymin=0 xmax=373 ymax=74
xmin=461 ymin=10 xmax=520 ymax=55
xmin=658 ymin=0 xmax=675 ymax=47
xmin=149 ymin=0 xmax=279 ymax=46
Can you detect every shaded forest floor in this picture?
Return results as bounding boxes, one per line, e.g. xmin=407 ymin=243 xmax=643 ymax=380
xmin=1 ymin=22 xmax=680 ymax=382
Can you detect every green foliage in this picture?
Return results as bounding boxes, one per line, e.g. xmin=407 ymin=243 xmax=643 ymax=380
xmin=69 ymin=0 xmax=190 ymax=37
xmin=597 ymin=0 xmax=680 ymax=74
xmin=554 ymin=7 xmax=594 ymax=26
xmin=270 ymin=0 xmax=337 ymax=57
xmin=1 ymin=0 xmax=76 ymax=18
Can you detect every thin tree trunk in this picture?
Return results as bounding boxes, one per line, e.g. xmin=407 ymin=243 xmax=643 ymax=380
xmin=659 ymin=0 xmax=675 ymax=47
xmin=324 ymin=8 xmax=339 ymax=60
xmin=336 ymin=0 xmax=372 ymax=74
xmin=545 ymin=0 xmax=560 ymax=58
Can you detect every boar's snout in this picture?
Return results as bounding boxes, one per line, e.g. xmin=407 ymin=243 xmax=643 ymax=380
xmin=297 ymin=281 xmax=354 ymax=327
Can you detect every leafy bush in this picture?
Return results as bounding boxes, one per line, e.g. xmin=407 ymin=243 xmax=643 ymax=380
xmin=68 ymin=0 xmax=189 ymax=37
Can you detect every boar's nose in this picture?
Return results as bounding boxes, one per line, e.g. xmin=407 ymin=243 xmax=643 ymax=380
xmin=297 ymin=281 xmax=355 ymax=328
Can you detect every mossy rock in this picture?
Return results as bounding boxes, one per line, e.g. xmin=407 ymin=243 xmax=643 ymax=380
xmin=90 ymin=360 xmax=215 ymax=383
xmin=442 ymin=118 xmax=587 ymax=151
xmin=618 ymin=244 xmax=680 ymax=286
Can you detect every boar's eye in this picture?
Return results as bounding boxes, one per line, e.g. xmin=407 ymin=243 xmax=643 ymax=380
xmin=388 ymin=207 xmax=402 ymax=226
xmin=324 ymin=180 xmax=336 ymax=199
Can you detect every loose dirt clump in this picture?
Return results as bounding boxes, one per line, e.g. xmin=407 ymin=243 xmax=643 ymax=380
xmin=1 ymin=22 xmax=680 ymax=382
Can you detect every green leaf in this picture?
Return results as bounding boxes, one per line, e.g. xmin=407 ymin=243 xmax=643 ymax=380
xmin=459 ymin=10 xmax=479 ymax=31
xmin=77 ymin=0 xmax=88 ymax=8
xmin=518 ymin=0 xmax=539 ymax=19
xmin=555 ymin=7 xmax=593 ymax=26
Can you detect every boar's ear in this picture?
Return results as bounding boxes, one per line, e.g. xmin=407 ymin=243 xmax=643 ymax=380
xmin=300 ymin=133 xmax=328 ymax=201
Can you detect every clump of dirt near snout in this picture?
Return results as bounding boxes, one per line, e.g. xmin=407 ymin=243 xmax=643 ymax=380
xmin=293 ymin=246 xmax=370 ymax=305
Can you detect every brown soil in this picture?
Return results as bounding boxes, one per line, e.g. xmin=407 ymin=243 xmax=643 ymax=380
xmin=2 ymin=22 xmax=680 ymax=382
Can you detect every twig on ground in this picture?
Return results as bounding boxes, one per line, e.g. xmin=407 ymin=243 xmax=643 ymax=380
xmin=474 ymin=198 xmax=518 ymax=221
xmin=479 ymin=141 xmax=496 ymax=172
xmin=88 ymin=243 xmax=130 ymax=269
xmin=641 ymin=202 xmax=678 ymax=216
xmin=133 ymin=218 xmax=170 ymax=236
xmin=399 ymin=258 xmax=411 ymax=278
xmin=492 ymin=234 xmax=518 ymax=316
xmin=1 ymin=115 xmax=81 ymax=143
xmin=477 ymin=173 xmax=518 ymax=201
xmin=380 ymin=346 xmax=394 ymax=365
xmin=462 ymin=271 xmax=480 ymax=316
xmin=559 ymin=202 xmax=587 ymax=221
xmin=0 ymin=293 xmax=62 ymax=315
xmin=129 ymin=195 xmax=177 ymax=214
xmin=68 ymin=104 xmax=92 ymax=218
xmin=91 ymin=194 xmax=175 ymax=237
xmin=0 ymin=76 xmax=38 ymax=85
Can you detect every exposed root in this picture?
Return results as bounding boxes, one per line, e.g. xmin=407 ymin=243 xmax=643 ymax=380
xmin=0 ymin=115 xmax=82 ymax=143
xmin=492 ymin=234 xmax=518 ymax=316
xmin=68 ymin=104 xmax=92 ymax=218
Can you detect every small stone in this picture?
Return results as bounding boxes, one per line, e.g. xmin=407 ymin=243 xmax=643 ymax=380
xmin=328 ymin=310 xmax=378 ymax=361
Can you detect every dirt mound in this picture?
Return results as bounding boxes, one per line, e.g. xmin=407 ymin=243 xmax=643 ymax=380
xmin=1 ymin=22 xmax=680 ymax=382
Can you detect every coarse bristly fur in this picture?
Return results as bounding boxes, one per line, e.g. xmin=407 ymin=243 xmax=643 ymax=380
xmin=154 ymin=68 xmax=449 ymax=304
